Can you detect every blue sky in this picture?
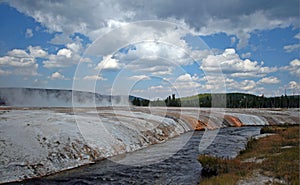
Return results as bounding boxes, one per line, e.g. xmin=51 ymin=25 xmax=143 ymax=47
xmin=0 ymin=1 xmax=299 ymax=99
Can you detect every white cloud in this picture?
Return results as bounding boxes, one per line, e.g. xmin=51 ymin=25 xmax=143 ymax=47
xmin=238 ymin=80 xmax=256 ymax=91
xmin=227 ymin=79 xmax=256 ymax=91
xmin=199 ymin=75 xmax=257 ymax=93
xmin=176 ymin=74 xmax=192 ymax=82
xmin=1 ymin=42 xmax=85 ymax=74
xmin=138 ymin=85 xmax=173 ymax=99
xmin=131 ymin=89 xmax=146 ymax=93
xmin=111 ymin=36 xmax=201 ymax=76
xmin=50 ymin=33 xmax=72 ymax=45
xmin=294 ymin=33 xmax=300 ymax=40
xmin=48 ymin=72 xmax=67 ymax=80
xmin=7 ymin=0 xmax=134 ymax=37
xmin=43 ymin=53 xmax=75 ymax=68
xmin=283 ymin=43 xmax=300 ymax=53
xmin=287 ymin=81 xmax=300 ymax=94
xmin=199 ymin=75 xmax=227 ymax=92
xmin=7 ymin=49 xmax=30 ymax=58
xmin=83 ymin=75 xmax=107 ymax=81
xmin=241 ymin=52 xmax=251 ymax=58
xmin=196 ymin=11 xmax=294 ymax=49
xmin=189 ymin=49 xmax=212 ymax=62
xmin=136 ymin=65 xmax=173 ymax=76
xmin=201 ymin=48 xmax=277 ymax=78
xmin=95 ymin=55 xmax=123 ymax=71
xmin=25 ymin=28 xmax=33 ymax=38
xmin=288 ymin=81 xmax=300 ymax=90
xmin=281 ymin=59 xmax=300 ymax=78
xmin=283 ymin=33 xmax=300 ymax=52
xmin=151 ymin=68 xmax=173 ymax=76
xmin=0 ymin=48 xmax=38 ymax=76
xmin=33 ymin=78 xmax=48 ymax=85
xmin=176 ymin=74 xmax=199 ymax=82
xmin=290 ymin=59 xmax=300 ymax=77
xmin=28 ymin=46 xmax=48 ymax=58
xmin=173 ymin=74 xmax=202 ymax=96
xmin=128 ymin=75 xmax=150 ymax=81
xmin=257 ymin=76 xmax=280 ymax=84
xmin=57 ymin=48 xmax=72 ymax=58
xmin=149 ymin=85 xmax=167 ymax=91
xmin=43 ymin=38 xmax=91 ymax=68
xmin=2 ymin=1 xmax=298 ymax=94
xmin=230 ymin=36 xmax=236 ymax=45
xmin=116 ymin=42 xmax=194 ymax=66
xmin=7 ymin=1 xmax=298 ymax=49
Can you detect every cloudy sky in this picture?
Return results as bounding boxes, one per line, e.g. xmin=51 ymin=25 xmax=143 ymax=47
xmin=0 ymin=0 xmax=299 ymax=99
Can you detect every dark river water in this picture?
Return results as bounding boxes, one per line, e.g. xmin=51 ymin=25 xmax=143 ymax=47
xmin=8 ymin=126 xmax=261 ymax=185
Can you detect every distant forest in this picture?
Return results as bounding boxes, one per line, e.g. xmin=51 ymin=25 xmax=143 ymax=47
xmin=132 ymin=93 xmax=300 ymax=108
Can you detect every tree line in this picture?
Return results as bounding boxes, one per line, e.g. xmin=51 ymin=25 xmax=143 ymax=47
xmin=132 ymin=93 xmax=300 ymax=108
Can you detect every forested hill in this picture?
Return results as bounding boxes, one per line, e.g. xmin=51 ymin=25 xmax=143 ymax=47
xmin=149 ymin=93 xmax=300 ymax=108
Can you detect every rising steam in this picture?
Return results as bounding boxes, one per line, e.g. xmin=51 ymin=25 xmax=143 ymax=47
xmin=0 ymin=88 xmax=130 ymax=107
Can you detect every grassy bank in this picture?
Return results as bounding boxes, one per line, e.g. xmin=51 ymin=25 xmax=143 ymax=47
xmin=198 ymin=125 xmax=299 ymax=185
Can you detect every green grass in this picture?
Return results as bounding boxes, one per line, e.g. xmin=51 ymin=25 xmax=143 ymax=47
xmin=198 ymin=125 xmax=299 ymax=185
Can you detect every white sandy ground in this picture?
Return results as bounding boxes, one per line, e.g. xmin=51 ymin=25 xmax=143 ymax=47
xmin=0 ymin=107 xmax=299 ymax=183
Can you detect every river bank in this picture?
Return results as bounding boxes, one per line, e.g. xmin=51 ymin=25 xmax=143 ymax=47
xmin=198 ymin=125 xmax=299 ymax=185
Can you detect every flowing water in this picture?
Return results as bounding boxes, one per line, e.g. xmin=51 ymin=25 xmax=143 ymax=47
xmin=8 ymin=126 xmax=261 ymax=185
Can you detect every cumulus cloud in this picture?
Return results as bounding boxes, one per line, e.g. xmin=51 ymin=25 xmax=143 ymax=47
xmin=294 ymin=33 xmax=300 ymax=40
xmin=128 ymin=75 xmax=151 ymax=81
xmin=201 ymin=48 xmax=277 ymax=78
xmin=28 ymin=46 xmax=48 ymax=58
xmin=25 ymin=28 xmax=33 ymax=38
xmin=283 ymin=33 xmax=300 ymax=52
xmin=50 ymin=33 xmax=72 ymax=45
xmin=0 ymin=48 xmax=38 ymax=76
xmin=111 ymin=38 xmax=201 ymax=76
xmin=148 ymin=85 xmax=169 ymax=92
xmin=257 ymin=76 xmax=280 ymax=84
xmin=283 ymin=43 xmax=300 ymax=53
xmin=95 ymin=55 xmax=123 ymax=71
xmin=88 ymin=22 xmax=198 ymax=77
xmin=230 ymin=36 xmax=236 ymax=45
xmin=241 ymin=52 xmax=251 ymax=58
xmin=2 ymin=0 xmax=298 ymax=95
xmin=48 ymin=72 xmax=68 ymax=80
xmin=281 ymin=59 xmax=300 ymax=78
xmin=135 ymin=42 xmax=190 ymax=65
xmin=171 ymin=74 xmax=202 ymax=97
xmin=83 ymin=75 xmax=107 ymax=81
xmin=43 ymin=53 xmax=74 ymax=68
xmin=43 ymin=37 xmax=91 ymax=68
xmin=288 ymin=81 xmax=298 ymax=88
xmin=7 ymin=0 xmax=298 ymax=48
xmin=238 ymin=80 xmax=256 ymax=91
xmin=136 ymin=74 xmax=203 ymax=97
xmin=7 ymin=0 xmax=134 ymax=37
xmin=197 ymin=75 xmax=227 ymax=92
xmin=226 ymin=79 xmax=256 ymax=91
xmin=1 ymin=37 xmax=89 ymax=73
xmin=288 ymin=81 xmax=300 ymax=93
xmin=142 ymin=65 xmax=173 ymax=76
xmin=57 ymin=48 xmax=72 ymax=58
xmin=176 ymin=74 xmax=199 ymax=82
